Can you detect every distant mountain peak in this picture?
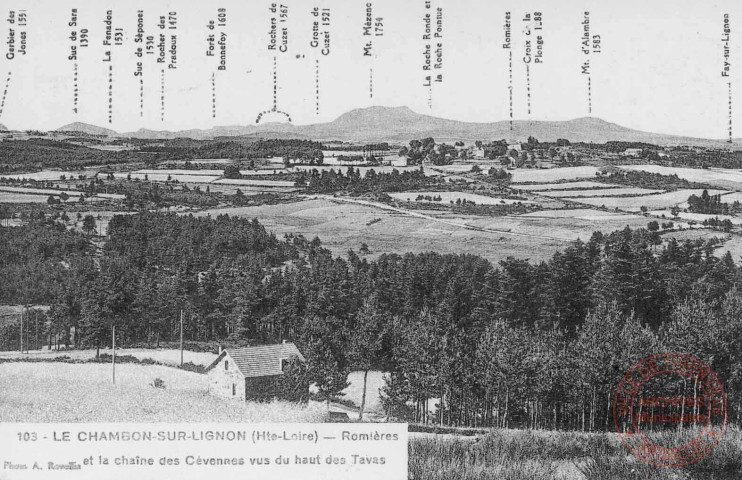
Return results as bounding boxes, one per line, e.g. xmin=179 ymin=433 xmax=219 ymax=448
xmin=0 ymin=123 xmax=7 ymax=131
xmin=56 ymin=122 xmax=118 ymax=136
xmin=333 ymin=105 xmax=421 ymax=122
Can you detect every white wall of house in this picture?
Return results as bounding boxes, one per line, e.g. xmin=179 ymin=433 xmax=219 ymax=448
xmin=207 ymin=353 xmax=246 ymax=401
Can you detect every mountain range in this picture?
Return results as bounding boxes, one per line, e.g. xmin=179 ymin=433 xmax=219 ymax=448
xmin=0 ymin=123 xmax=7 ymax=131
xmin=48 ymin=106 xmax=735 ymax=145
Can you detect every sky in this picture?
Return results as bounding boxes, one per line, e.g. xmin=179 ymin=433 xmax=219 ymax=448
xmin=0 ymin=0 xmax=740 ymax=139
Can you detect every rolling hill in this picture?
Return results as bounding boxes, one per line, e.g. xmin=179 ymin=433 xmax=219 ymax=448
xmin=0 ymin=124 xmax=7 ymax=131
xmin=56 ymin=122 xmax=119 ymax=137
xmin=56 ymin=107 xmax=733 ymax=145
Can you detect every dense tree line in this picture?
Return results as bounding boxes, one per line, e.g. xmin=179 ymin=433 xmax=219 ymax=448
xmin=140 ymin=139 xmax=325 ymax=164
xmin=298 ymin=166 xmax=443 ymax=194
xmin=687 ymin=189 xmax=737 ymax=215
xmin=2 ymin=214 xmax=742 ymax=429
xmin=597 ymin=170 xmax=708 ymax=191
xmin=0 ymin=139 xmax=157 ymax=170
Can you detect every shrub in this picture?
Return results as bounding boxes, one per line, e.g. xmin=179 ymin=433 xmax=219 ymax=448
xmin=151 ymin=377 xmax=166 ymax=389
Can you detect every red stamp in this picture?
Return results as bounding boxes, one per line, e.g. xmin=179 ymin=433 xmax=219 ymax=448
xmin=613 ymin=353 xmax=727 ymax=467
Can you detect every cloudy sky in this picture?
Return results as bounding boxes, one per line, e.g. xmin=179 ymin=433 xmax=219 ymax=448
xmin=0 ymin=0 xmax=740 ymax=139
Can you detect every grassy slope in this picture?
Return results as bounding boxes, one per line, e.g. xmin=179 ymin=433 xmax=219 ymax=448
xmin=0 ymin=362 xmax=326 ymax=422
xmin=409 ymin=428 xmax=742 ymax=480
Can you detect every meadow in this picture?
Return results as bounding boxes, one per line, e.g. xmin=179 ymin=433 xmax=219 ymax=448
xmin=567 ymin=189 xmax=730 ymax=211
xmin=0 ymin=349 xmax=386 ymax=414
xmin=0 ymin=362 xmax=327 ymax=423
xmin=0 ymin=347 xmax=218 ymax=367
xmin=517 ymin=181 xmax=622 ymax=191
xmin=510 ymin=166 xmax=601 ymax=183
xmin=389 ymin=191 xmax=533 ymax=205
xmin=620 ymin=165 xmax=742 ymax=190
xmin=1 ymin=170 xmax=86 ymax=181
xmin=541 ymin=187 xmax=664 ymax=198
xmin=112 ymin=172 xmax=219 ymax=183
xmin=0 ymin=193 xmax=51 ymax=203
xmin=192 ymin=198 xmax=663 ymax=263
xmin=212 ymin=178 xmax=296 ymax=187
xmin=193 ymin=199 xmax=574 ymax=263
xmin=409 ymin=427 xmax=742 ymax=480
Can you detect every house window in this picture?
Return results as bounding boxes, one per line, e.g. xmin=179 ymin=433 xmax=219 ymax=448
xmin=281 ymin=358 xmax=288 ymax=372
xmin=225 ymin=360 xmax=229 ymax=370
xmin=232 ymin=383 xmax=236 ymax=396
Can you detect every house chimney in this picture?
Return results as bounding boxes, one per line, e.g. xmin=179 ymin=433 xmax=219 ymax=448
xmin=282 ymin=339 xmax=287 ymax=344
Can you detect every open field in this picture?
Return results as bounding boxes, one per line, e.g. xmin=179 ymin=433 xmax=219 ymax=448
xmin=0 ymin=185 xmax=125 ymax=201
xmin=540 ymin=187 xmax=664 ymax=198
xmin=0 ymin=193 xmax=53 ymax=203
xmin=142 ymin=168 xmax=290 ymax=176
xmin=389 ymin=191 xmax=533 ymax=205
xmin=517 ymin=181 xmax=623 ymax=191
xmin=649 ymin=210 xmax=742 ymax=225
xmin=0 ymin=347 xmax=219 ymax=367
xmin=566 ymin=189 xmax=730 ymax=211
xmin=160 ymin=159 xmax=233 ymax=165
xmin=137 ymin=168 xmax=225 ymax=176
xmin=719 ymin=192 xmax=742 ymax=203
xmin=192 ymin=198 xmax=655 ymax=263
xmin=716 ymin=235 xmax=742 ymax=261
xmin=292 ymin=165 xmax=421 ymax=175
xmin=192 ymin=199 xmax=571 ymax=263
xmin=463 ymin=211 xmax=651 ymax=242
xmin=517 ymin=208 xmax=663 ymax=222
xmin=410 ymin=427 xmax=742 ymax=480
xmin=0 ymin=171 xmax=85 ymax=181
xmin=0 ymin=192 xmax=120 ymax=203
xmin=511 ymin=166 xmax=600 ymax=183
xmin=0 ymin=362 xmax=326 ymax=422
xmin=113 ymin=172 xmax=220 ymax=183
xmin=620 ymin=164 xmax=742 ymax=190
xmin=213 ymin=178 xmax=296 ymax=187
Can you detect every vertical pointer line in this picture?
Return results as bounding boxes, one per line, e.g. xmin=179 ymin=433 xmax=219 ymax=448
xmin=315 ymin=59 xmax=320 ymax=114
xmin=140 ymin=79 xmax=144 ymax=118
xmin=729 ymin=81 xmax=733 ymax=143
xmin=508 ymin=53 xmax=514 ymax=129
xmin=108 ymin=66 xmax=113 ymax=124
xmin=526 ymin=63 xmax=531 ymax=118
xmin=161 ymin=69 xmax=165 ymax=122
xmin=588 ymin=75 xmax=592 ymax=115
xmin=0 ymin=72 xmax=11 ymax=117
xmin=74 ymin=64 xmax=79 ymax=115
xmin=0 ymin=72 xmax=12 ymax=115
xmin=273 ymin=56 xmax=278 ymax=111
xmin=369 ymin=67 xmax=373 ymax=100
xmin=212 ymin=72 xmax=216 ymax=119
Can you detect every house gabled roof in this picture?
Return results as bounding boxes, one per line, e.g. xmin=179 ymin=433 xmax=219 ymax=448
xmin=205 ymin=342 xmax=305 ymax=378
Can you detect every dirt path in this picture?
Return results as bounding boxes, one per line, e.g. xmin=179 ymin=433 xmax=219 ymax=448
xmin=304 ymin=194 xmax=567 ymax=242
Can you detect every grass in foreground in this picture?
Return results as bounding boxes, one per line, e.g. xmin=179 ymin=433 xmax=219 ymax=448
xmin=0 ymin=362 xmax=326 ymax=422
xmin=410 ymin=427 xmax=742 ymax=480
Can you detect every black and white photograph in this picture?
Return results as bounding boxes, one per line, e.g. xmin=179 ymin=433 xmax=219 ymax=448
xmin=1 ymin=0 xmax=742 ymax=478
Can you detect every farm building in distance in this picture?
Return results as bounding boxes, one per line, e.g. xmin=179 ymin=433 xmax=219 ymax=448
xmin=205 ymin=342 xmax=305 ymax=401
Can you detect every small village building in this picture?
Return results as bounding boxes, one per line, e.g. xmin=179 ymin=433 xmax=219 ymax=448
xmin=391 ymin=156 xmax=409 ymax=167
xmin=205 ymin=342 xmax=305 ymax=401
xmin=507 ymin=143 xmax=522 ymax=153
xmin=624 ymin=148 xmax=643 ymax=157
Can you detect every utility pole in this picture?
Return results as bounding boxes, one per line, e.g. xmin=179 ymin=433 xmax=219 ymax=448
xmin=112 ymin=325 xmax=116 ymax=385
xmin=180 ymin=310 xmax=184 ymax=367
